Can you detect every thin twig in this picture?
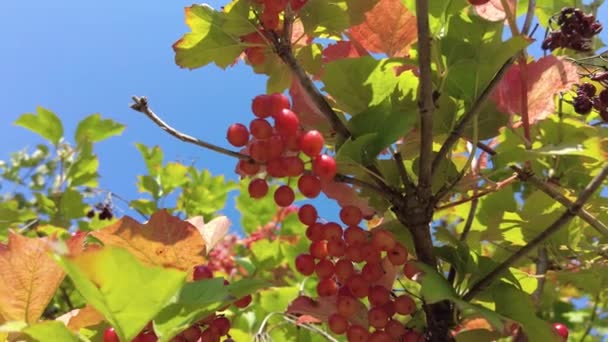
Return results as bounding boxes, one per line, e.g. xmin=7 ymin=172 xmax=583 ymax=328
xmin=447 ymin=198 xmax=479 ymax=285
xmin=531 ymin=247 xmax=548 ymax=305
xmin=579 ymin=292 xmax=601 ymax=342
xmin=464 ymin=164 xmax=608 ymax=301
xmin=334 ymin=173 xmax=387 ymax=198
xmin=393 ymin=151 xmax=416 ymax=190
xmin=511 ymin=165 xmax=608 ymax=238
xmin=130 ymin=96 xmax=253 ymax=161
xmin=431 ymin=57 xmax=515 ymax=177
xmin=435 ymin=174 xmax=518 ymax=211
xmin=415 ymin=0 xmax=435 ymax=205
xmin=521 ymin=0 xmax=536 ymax=36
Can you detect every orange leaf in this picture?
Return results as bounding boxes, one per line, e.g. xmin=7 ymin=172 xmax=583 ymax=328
xmin=348 ymin=0 xmax=417 ymax=57
xmin=0 ymin=232 xmax=65 ymax=323
xmin=492 ymin=56 xmax=580 ymax=126
xmin=91 ymin=210 xmax=206 ymax=274
xmin=473 ymin=0 xmax=516 ymax=22
xmin=56 ymin=305 xmax=105 ymax=331
xmin=322 ymin=41 xmax=365 ymax=64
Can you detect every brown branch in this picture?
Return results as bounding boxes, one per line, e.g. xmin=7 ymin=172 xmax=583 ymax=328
xmin=130 ymin=96 xmax=253 ymax=161
xmin=463 ymin=163 xmax=608 ymax=301
xmin=511 ymin=165 xmax=608 ymax=238
xmin=435 ymin=174 xmax=518 ymax=211
xmin=431 ymin=57 xmax=515 ymax=176
xmin=393 ymin=151 xmax=416 ymax=190
xmin=531 ymin=247 xmax=548 ymax=305
xmin=333 ymin=173 xmax=387 ymax=198
xmin=415 ymin=0 xmax=435 ymax=205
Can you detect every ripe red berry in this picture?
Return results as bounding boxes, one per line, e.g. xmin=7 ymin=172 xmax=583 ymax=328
xmin=250 ymin=140 xmax=270 ymax=162
xmin=268 ymin=93 xmax=291 ymax=117
xmin=248 ymin=178 xmax=269 ymax=199
xmin=298 ymin=204 xmax=317 ymax=225
xmin=344 ymin=226 xmax=368 ymax=245
xmin=315 ymin=258 xmax=335 ymax=278
xmin=252 ymin=94 xmax=272 ymax=118
xmin=305 ymin=222 xmax=324 ymax=241
xmin=238 ymin=159 xmax=260 ymax=175
xmin=265 ymin=0 xmax=288 ymax=14
xmin=234 ymin=294 xmax=252 ymax=308
xmin=210 ymin=317 xmax=231 ymax=336
xmin=323 ymin=222 xmax=343 ymax=241
xmin=132 ymin=331 xmax=157 ymax=342
xmin=226 ymin=123 xmax=249 ymax=147
xmin=103 ymin=328 xmax=119 ymax=342
xmin=309 ymin=240 xmax=328 ymax=259
xmin=371 ymin=229 xmax=396 ymax=251
xmin=312 ymin=154 xmax=337 ymax=180
xmin=403 ymin=262 xmax=420 ymax=279
xmin=388 ymin=243 xmax=408 ymax=265
xmin=327 ymin=239 xmax=346 ymax=257
xmin=249 ymin=118 xmax=273 ymax=139
xmin=362 ymin=261 xmax=384 ymax=282
xmin=347 ymin=274 xmax=369 ymax=298
xmin=334 ymin=259 xmax=354 ymax=281
xmin=368 ymin=285 xmax=391 ymax=306
xmin=394 ymin=295 xmax=416 ymax=315
xmin=181 ymin=326 xmax=201 ymax=341
xmin=328 ymin=313 xmax=348 ymax=334
xmin=552 ymin=323 xmax=569 ymax=340
xmin=274 ymin=185 xmax=295 ymax=207
xmin=339 ymin=205 xmax=363 ymax=226
xmin=468 ymin=0 xmax=490 ymax=5
xmin=345 ymin=245 xmax=365 ymax=263
xmin=337 ymin=295 xmax=359 ymax=318
xmin=386 ymin=319 xmax=406 ymax=338
xmin=368 ymin=307 xmax=389 ymax=329
xmin=193 ymin=265 xmax=213 ymax=280
xmin=295 ymin=253 xmax=315 ymax=275
xmin=298 ymin=174 xmax=321 ymax=198
xmin=283 ymin=156 xmax=304 ymax=176
xmin=299 ymin=130 xmax=324 ymax=157
xmin=266 ymin=158 xmax=288 ymax=178
xmin=347 ymin=324 xmax=370 ymax=342
xmin=317 ymin=277 xmax=339 ymax=296
xmin=274 ymin=109 xmax=300 ymax=136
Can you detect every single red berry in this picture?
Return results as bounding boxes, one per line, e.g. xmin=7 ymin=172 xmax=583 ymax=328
xmin=274 ymin=109 xmax=300 ymax=137
xmin=193 ymin=265 xmax=213 ymax=280
xmin=339 ymin=205 xmax=363 ymax=226
xmin=298 ymin=204 xmax=317 ymax=225
xmin=347 ymin=274 xmax=369 ymax=298
xmin=266 ymin=158 xmax=288 ymax=178
xmin=328 ymin=313 xmax=349 ymax=334
xmin=250 ymin=140 xmax=270 ymax=162
xmin=334 ymin=259 xmax=354 ymax=281
xmin=226 ymin=123 xmax=249 ymax=147
xmin=210 ymin=317 xmax=231 ymax=336
xmin=388 ymin=243 xmax=408 ymax=265
xmin=371 ymin=229 xmax=396 ymax=251
xmin=267 ymin=135 xmax=286 ymax=160
xmin=316 ymin=278 xmax=339 ymax=296
xmin=337 ymin=295 xmax=359 ymax=318
xmin=274 ymin=185 xmax=295 ymax=206
xmin=309 ymin=240 xmax=329 ymax=259
xmin=234 ymin=294 xmax=252 ymax=308
xmin=132 ymin=331 xmax=157 ymax=342
xmin=315 ymin=258 xmax=335 ymax=278
xmin=344 ymin=226 xmax=368 ymax=245
xmin=403 ymin=262 xmax=420 ymax=279
xmin=181 ymin=326 xmax=201 ymax=342
xmin=347 ymin=325 xmax=370 ymax=342
xmin=268 ymin=93 xmax=291 ymax=117
xmin=299 ymin=130 xmax=324 ymax=157
xmin=298 ymin=174 xmax=321 ymax=198
xmin=312 ymin=154 xmax=337 ymax=180
xmin=323 ymin=222 xmax=343 ymax=241
xmin=250 ymin=118 xmax=273 ymax=139
xmin=238 ymin=159 xmax=260 ymax=175
xmin=368 ymin=307 xmax=389 ymax=329
xmin=368 ymin=285 xmax=391 ymax=307
xmin=394 ymin=295 xmax=416 ymax=315
xmin=327 ymin=239 xmax=346 ymax=257
xmin=552 ymin=323 xmax=569 ymax=340
xmin=362 ymin=261 xmax=384 ymax=282
xmin=386 ymin=319 xmax=406 ymax=338
xmin=245 ymin=47 xmax=266 ymax=65
xmin=252 ymin=94 xmax=272 ymax=118
xmin=295 ymin=253 xmax=316 ymax=275
xmin=305 ymin=222 xmax=324 ymax=241
xmin=248 ymin=178 xmax=269 ymax=199
xmin=283 ymin=156 xmax=305 ymax=176
xmin=103 ymin=328 xmax=119 ymax=342
xmin=467 ymin=0 xmax=490 ymax=5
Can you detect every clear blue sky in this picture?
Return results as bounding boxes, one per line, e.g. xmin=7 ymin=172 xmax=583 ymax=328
xmin=1 ymin=1 xmax=606 ymax=230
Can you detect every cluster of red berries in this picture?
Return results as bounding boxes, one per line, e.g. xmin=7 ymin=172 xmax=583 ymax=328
xmin=542 ymin=7 xmax=602 ymax=52
xmin=86 ymin=203 xmax=114 ymax=220
xmin=101 ymin=265 xmax=251 ymax=342
xmin=227 ymin=93 xmax=337 ymax=208
xmin=293 ymin=204 xmax=423 ymax=341
xmin=572 ymin=81 xmax=608 ymax=121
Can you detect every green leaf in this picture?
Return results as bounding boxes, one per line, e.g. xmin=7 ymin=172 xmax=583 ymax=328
xmin=160 ymin=162 xmax=189 ymax=194
xmin=67 ymin=142 xmax=99 ymax=187
xmin=455 ymin=329 xmax=501 ymax=342
xmin=135 ymin=144 xmax=164 ymax=177
xmin=75 ymin=114 xmax=125 ymax=145
xmin=59 ymin=189 xmax=87 ymax=220
xmin=14 ymin=107 xmax=63 ymax=145
xmin=173 ymin=4 xmax=245 ymax=69
xmin=129 ymin=199 xmax=158 ymax=216
xmin=55 ymin=247 xmax=187 ymax=342
xmin=222 ymin=0 xmax=256 ymax=36
xmin=22 ymin=321 xmax=79 ymax=342
xmin=235 ymin=180 xmax=277 ymax=233
xmin=177 ymin=168 xmax=235 ymax=217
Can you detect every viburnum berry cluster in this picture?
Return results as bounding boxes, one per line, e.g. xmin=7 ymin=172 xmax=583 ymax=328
xmin=86 ymin=202 xmax=114 ymax=220
xmin=572 ymin=80 xmax=608 ymax=121
xmin=227 ymin=93 xmax=336 ymax=207
xmin=294 ymin=204 xmax=424 ymax=341
xmin=542 ymin=7 xmax=603 ymax=52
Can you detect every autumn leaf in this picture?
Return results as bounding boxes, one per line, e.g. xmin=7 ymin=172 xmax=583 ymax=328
xmin=473 ymin=0 xmax=516 ymax=22
xmin=286 ymin=295 xmax=368 ymax=327
xmin=289 ymin=79 xmax=331 ymax=132
xmin=322 ymin=41 xmax=365 ymax=64
xmin=91 ymin=210 xmax=206 ymax=274
xmin=348 ymin=0 xmax=417 ymax=57
xmin=186 ymin=215 xmax=230 ymax=253
xmin=0 ymin=232 xmax=65 ymax=323
xmin=492 ymin=56 xmax=580 ymax=126
xmin=320 ymin=179 xmax=375 ymax=218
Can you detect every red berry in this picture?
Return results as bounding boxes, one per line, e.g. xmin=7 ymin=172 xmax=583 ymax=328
xmin=347 ymin=274 xmax=369 ymax=298
xmin=347 ymin=325 xmax=370 ymax=342
xmin=305 ymin=222 xmax=324 ymax=241
xmin=266 ymin=158 xmax=288 ymax=178
xmin=316 ymin=278 xmax=339 ymax=296
xmin=193 ymin=265 xmax=213 ymax=280
xmin=132 ymin=331 xmax=157 ymax=342
xmin=468 ymin=0 xmax=490 ymax=4
xmin=210 ymin=317 xmax=231 ymax=336
xmin=250 ymin=140 xmax=270 ymax=162
xmin=339 ymin=205 xmax=363 ymax=226
xmin=268 ymin=93 xmax=291 ymax=117
xmin=388 ymin=243 xmax=408 ymax=265
xmin=368 ymin=285 xmax=391 ymax=306
xmin=315 ymin=258 xmax=335 ymax=278
xmin=309 ymin=240 xmax=328 ymax=259
xmin=226 ymin=123 xmax=249 ymax=147
xmin=261 ymin=9 xmax=280 ymax=30
xmin=246 ymin=47 xmax=266 ymax=65
xmin=344 ymin=226 xmax=368 ymax=245
xmin=238 ymin=159 xmax=260 ymax=175
xmin=345 ymin=245 xmax=365 ymax=263
xmin=181 ymin=326 xmax=201 ymax=342
xmin=250 ymin=118 xmax=273 ymax=139
xmin=312 ymin=154 xmax=337 ymax=180
xmin=327 ymin=239 xmax=346 ymax=257
xmin=298 ymin=204 xmax=317 ymax=225
xmin=295 ymin=254 xmax=315 ymax=275
xmin=328 ymin=313 xmax=348 ymax=334
xmin=200 ymin=328 xmax=220 ymax=342
xmin=386 ymin=319 xmax=406 ymax=338
xmin=265 ymin=0 xmax=288 ymax=13
xmin=284 ymin=156 xmax=304 ymax=176
xmin=252 ymin=94 xmax=272 ymax=118
xmin=394 ymin=295 xmax=416 ymax=315
xmin=552 ymin=323 xmax=569 ymax=340
xmin=267 ymin=135 xmax=286 ymax=160
xmin=274 ymin=185 xmax=295 ymax=206
xmin=298 ymin=174 xmax=322 ymax=198
xmin=299 ymin=130 xmax=324 ymax=157
xmin=337 ymin=295 xmax=359 ymax=318
xmin=368 ymin=307 xmax=389 ymax=329
xmin=371 ymin=229 xmax=396 ymax=251
xmin=103 ymin=328 xmax=119 ymax=342
xmin=335 ymin=259 xmax=354 ymax=281
xmin=323 ymin=222 xmax=343 ymax=241
xmin=369 ymin=330 xmax=392 ymax=342
xmin=362 ymin=261 xmax=384 ymax=282
xmin=248 ymin=178 xmax=269 ymax=198
xmin=274 ymin=109 xmax=300 ymax=136
xmin=234 ymin=294 xmax=252 ymax=308
xmin=403 ymin=262 xmax=420 ymax=279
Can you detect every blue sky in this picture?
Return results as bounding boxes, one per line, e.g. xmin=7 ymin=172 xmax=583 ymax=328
xmin=1 ymin=1 xmax=606 ymax=230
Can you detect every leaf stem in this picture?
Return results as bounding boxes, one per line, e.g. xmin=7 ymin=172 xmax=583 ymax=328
xmin=463 ymin=163 xmax=608 ymax=301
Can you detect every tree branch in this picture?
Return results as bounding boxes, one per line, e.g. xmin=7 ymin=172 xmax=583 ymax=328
xmin=463 ymin=163 xmax=608 ymax=301
xmin=447 ymin=197 xmax=479 ymax=286
xmin=511 ymin=165 xmax=608 ymax=238
xmin=415 ymin=0 xmax=435 ymax=204
xmin=393 ymin=151 xmax=416 ymax=190
xmin=334 ymin=173 xmax=387 ymax=198
xmin=431 ymin=57 xmax=515 ymax=176
xmin=130 ymin=96 xmax=253 ymax=161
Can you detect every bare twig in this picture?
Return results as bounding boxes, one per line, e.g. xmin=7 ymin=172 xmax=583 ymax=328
xmin=521 ymin=0 xmax=536 ymax=36
xmin=415 ymin=0 xmax=435 ymax=205
xmin=447 ymin=198 xmax=479 ymax=285
xmin=435 ymin=174 xmax=518 ymax=211
xmin=464 ymin=164 xmax=608 ymax=301
xmin=130 ymin=96 xmax=253 ymax=161
xmin=393 ymin=151 xmax=416 ymax=190
xmin=531 ymin=247 xmax=548 ymax=304
xmin=334 ymin=173 xmax=387 ymax=198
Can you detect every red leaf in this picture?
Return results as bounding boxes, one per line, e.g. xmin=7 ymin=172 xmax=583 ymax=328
xmin=473 ymin=0 xmax=516 ymax=22
xmin=492 ymin=56 xmax=580 ymax=126
xmin=349 ymin=0 xmax=417 ymax=57
xmin=289 ymin=79 xmax=331 ymax=132
xmin=320 ymin=179 xmax=375 ymax=218
xmin=322 ymin=41 xmax=364 ymax=64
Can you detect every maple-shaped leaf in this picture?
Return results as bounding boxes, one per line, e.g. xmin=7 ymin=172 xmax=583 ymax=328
xmin=473 ymin=0 xmax=516 ymax=22
xmin=0 ymin=232 xmax=65 ymax=324
xmin=320 ymin=179 xmax=375 ymax=218
xmin=186 ymin=216 xmax=230 ymax=253
xmin=286 ymin=295 xmax=368 ymax=327
xmin=492 ymin=56 xmax=579 ymax=126
xmin=91 ymin=210 xmax=207 ymax=273
xmin=348 ymin=0 xmax=417 ymax=57
xmin=322 ymin=41 xmax=365 ymax=64
xmin=289 ymin=79 xmax=331 ymax=132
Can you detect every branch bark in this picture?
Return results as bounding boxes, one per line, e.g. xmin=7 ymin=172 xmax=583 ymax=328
xmin=464 ymin=163 xmax=608 ymax=301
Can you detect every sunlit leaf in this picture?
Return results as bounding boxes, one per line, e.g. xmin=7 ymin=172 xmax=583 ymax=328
xmin=75 ymin=114 xmax=125 ymax=145
xmin=14 ymin=107 xmax=63 ymax=145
